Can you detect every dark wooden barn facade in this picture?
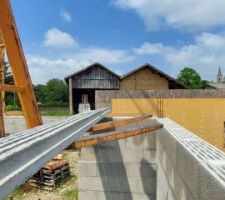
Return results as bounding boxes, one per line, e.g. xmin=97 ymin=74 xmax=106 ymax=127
xmin=65 ymin=63 xmax=120 ymax=114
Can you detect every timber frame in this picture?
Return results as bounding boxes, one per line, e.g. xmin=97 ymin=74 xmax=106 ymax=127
xmin=0 ymin=0 xmax=42 ymax=130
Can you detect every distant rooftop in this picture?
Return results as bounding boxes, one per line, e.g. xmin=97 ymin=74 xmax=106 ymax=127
xmin=207 ymin=83 xmax=225 ymax=89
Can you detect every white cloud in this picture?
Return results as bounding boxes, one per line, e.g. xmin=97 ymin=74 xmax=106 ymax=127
xmin=134 ymin=42 xmax=173 ymax=55
xmin=43 ymin=28 xmax=78 ymax=49
xmin=27 ymin=47 xmax=133 ymax=84
xmin=60 ymin=10 xmax=72 ymax=22
xmin=134 ymin=32 xmax=225 ymax=80
xmin=113 ymin=0 xmax=225 ymax=31
xmin=73 ymin=47 xmax=133 ymax=64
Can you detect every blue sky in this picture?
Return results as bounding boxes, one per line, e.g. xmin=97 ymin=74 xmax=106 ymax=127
xmin=10 ymin=0 xmax=225 ymax=84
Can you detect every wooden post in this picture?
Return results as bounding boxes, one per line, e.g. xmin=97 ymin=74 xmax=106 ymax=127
xmin=0 ymin=33 xmax=5 ymax=113
xmin=0 ymin=92 xmax=5 ymax=137
xmin=0 ymin=33 xmax=5 ymax=137
xmin=69 ymin=78 xmax=73 ymax=115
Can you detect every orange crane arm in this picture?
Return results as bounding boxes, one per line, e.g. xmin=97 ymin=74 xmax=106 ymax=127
xmin=0 ymin=0 xmax=42 ymax=128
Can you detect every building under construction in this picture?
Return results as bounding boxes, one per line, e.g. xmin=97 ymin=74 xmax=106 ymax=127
xmin=1 ymin=0 xmax=225 ymax=200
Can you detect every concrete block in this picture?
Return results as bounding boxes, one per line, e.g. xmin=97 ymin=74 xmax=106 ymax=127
xmin=78 ymin=161 xmax=97 ymax=177
xmin=79 ymin=191 xmax=156 ymax=200
xmin=79 ymin=161 xmax=156 ymax=178
xmin=78 ymin=177 xmax=104 ymax=191
xmin=143 ymin=149 xmax=156 ymax=163
xmin=79 ymin=190 xmax=97 ymax=200
xmin=79 ymin=147 xmax=97 ymax=161
xmin=129 ymin=177 xmax=156 ymax=194
xmin=157 ymin=160 xmax=169 ymax=197
xmin=78 ymin=176 xmax=156 ymax=194
xmin=172 ymin=167 xmax=194 ymax=200
xmin=167 ymin=187 xmax=176 ymax=200
xmin=199 ymin=164 xmax=225 ymax=200
xmin=125 ymin=162 xmax=156 ymax=178
xmin=96 ymin=161 xmax=127 ymax=177
xmin=129 ymin=193 xmax=156 ymax=200
xmin=142 ymin=131 xmax=157 ymax=150
xmin=95 ymin=191 xmax=125 ymax=200
xmin=176 ymin=142 xmax=200 ymax=200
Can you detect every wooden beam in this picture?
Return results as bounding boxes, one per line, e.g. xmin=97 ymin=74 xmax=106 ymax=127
xmin=89 ymin=114 xmax=152 ymax=133
xmin=0 ymin=0 xmax=42 ymax=128
xmin=69 ymin=78 xmax=73 ymax=115
xmin=70 ymin=123 xmax=163 ymax=149
xmin=0 ymin=93 xmax=5 ymax=137
xmin=0 ymin=84 xmax=23 ymax=92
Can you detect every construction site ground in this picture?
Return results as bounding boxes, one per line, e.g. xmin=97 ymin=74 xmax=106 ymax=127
xmin=7 ymin=150 xmax=79 ymax=200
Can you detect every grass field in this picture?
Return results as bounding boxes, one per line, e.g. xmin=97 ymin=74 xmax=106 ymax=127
xmin=5 ymin=107 xmax=70 ymax=116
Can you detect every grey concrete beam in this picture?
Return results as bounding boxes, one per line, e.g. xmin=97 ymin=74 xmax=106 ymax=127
xmin=0 ymin=108 xmax=109 ymax=199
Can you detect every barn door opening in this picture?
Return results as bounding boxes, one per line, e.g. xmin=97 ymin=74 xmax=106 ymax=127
xmin=73 ymin=89 xmax=95 ymax=113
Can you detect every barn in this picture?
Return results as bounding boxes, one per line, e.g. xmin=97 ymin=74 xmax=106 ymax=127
xmin=65 ymin=62 xmax=185 ymax=114
xmin=65 ymin=63 xmax=120 ymax=114
xmin=120 ymin=63 xmax=185 ymax=90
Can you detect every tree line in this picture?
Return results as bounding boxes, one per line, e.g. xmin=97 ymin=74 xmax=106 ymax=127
xmin=4 ymin=61 xmax=68 ymax=110
xmin=6 ymin=79 xmax=69 ymax=110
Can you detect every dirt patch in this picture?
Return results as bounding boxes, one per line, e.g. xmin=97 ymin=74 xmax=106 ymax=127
xmin=8 ymin=150 xmax=80 ymax=200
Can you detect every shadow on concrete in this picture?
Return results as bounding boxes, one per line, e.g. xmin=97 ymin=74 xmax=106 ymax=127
xmin=140 ymin=158 xmax=156 ymax=200
xmin=94 ymin=141 xmax=133 ymax=200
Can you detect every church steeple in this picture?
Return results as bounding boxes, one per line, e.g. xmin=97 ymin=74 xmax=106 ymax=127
xmin=217 ymin=66 xmax=223 ymax=83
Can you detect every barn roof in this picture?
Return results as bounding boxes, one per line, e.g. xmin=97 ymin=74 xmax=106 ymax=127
xmin=206 ymin=83 xmax=225 ymax=89
xmin=121 ymin=63 xmax=187 ymax=89
xmin=64 ymin=62 xmax=120 ymax=82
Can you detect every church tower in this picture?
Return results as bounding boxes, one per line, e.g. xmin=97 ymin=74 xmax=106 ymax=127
xmin=217 ymin=66 xmax=223 ymax=83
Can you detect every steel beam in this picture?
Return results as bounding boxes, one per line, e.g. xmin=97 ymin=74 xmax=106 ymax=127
xmin=0 ymin=108 xmax=109 ymax=199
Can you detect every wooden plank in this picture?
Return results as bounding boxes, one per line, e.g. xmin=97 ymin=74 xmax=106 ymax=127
xmin=89 ymin=114 xmax=152 ymax=133
xmin=43 ymin=160 xmax=69 ymax=171
xmin=0 ymin=84 xmax=23 ymax=92
xmin=70 ymin=123 xmax=163 ymax=149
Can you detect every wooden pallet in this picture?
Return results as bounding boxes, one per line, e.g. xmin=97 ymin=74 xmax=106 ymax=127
xmin=29 ymin=160 xmax=70 ymax=191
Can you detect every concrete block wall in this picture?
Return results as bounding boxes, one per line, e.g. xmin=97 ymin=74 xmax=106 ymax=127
xmin=78 ymin=118 xmax=159 ymax=200
xmin=78 ymin=117 xmax=225 ymax=200
xmin=157 ymin=118 xmax=225 ymax=200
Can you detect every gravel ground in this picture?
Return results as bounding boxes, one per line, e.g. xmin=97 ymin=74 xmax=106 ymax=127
xmin=8 ymin=150 xmax=79 ymax=200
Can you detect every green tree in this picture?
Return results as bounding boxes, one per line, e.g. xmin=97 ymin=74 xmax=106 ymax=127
xmin=42 ymin=79 xmax=68 ymax=107
xmin=3 ymin=60 xmax=20 ymax=108
xmin=4 ymin=60 xmax=13 ymax=85
xmin=177 ymin=67 xmax=204 ymax=89
xmin=34 ymin=84 xmax=47 ymax=104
